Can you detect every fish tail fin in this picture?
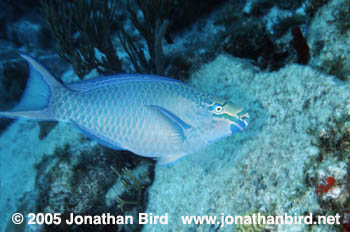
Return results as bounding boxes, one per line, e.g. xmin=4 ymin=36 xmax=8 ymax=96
xmin=0 ymin=54 xmax=64 ymax=120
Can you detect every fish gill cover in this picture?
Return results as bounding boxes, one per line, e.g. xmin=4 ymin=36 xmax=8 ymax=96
xmin=0 ymin=0 xmax=350 ymax=231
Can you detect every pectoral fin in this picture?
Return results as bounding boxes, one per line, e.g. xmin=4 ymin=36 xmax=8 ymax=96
xmin=147 ymin=105 xmax=191 ymax=141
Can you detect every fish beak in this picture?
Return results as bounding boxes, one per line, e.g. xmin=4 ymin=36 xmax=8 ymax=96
xmin=239 ymin=111 xmax=249 ymax=127
xmin=230 ymin=109 xmax=249 ymax=134
xmin=230 ymin=123 xmax=243 ymax=133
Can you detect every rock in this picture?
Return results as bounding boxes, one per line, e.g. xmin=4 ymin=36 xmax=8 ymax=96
xmin=7 ymin=18 xmax=53 ymax=50
xmin=144 ymin=54 xmax=350 ymax=231
xmin=34 ymin=145 xmax=154 ymax=231
xmin=308 ymin=0 xmax=350 ymax=80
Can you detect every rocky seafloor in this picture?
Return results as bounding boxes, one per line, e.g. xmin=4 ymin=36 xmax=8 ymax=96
xmin=145 ymin=54 xmax=350 ymax=231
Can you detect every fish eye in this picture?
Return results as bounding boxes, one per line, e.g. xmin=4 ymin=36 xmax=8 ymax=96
xmin=215 ymin=105 xmax=223 ymax=113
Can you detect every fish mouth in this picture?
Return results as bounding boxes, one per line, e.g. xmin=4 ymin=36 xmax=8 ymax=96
xmin=239 ymin=111 xmax=249 ymax=127
xmin=230 ymin=110 xmax=249 ymax=133
xmin=230 ymin=123 xmax=242 ymax=133
xmin=216 ymin=102 xmax=249 ymax=133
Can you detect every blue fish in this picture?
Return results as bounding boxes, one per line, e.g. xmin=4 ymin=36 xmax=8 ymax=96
xmin=0 ymin=54 xmax=249 ymax=165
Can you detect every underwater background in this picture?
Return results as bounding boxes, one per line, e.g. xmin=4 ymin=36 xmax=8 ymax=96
xmin=0 ymin=0 xmax=350 ymax=231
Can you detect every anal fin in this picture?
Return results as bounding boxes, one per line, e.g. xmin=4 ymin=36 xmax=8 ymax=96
xmin=157 ymin=153 xmax=187 ymax=166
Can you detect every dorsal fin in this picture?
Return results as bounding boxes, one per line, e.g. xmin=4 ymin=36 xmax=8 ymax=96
xmin=67 ymin=74 xmax=184 ymax=91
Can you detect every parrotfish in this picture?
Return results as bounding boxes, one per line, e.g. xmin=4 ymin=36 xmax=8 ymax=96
xmin=0 ymin=54 xmax=249 ymax=165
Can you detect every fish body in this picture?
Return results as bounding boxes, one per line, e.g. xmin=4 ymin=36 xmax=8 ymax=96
xmin=0 ymin=54 xmax=249 ymax=165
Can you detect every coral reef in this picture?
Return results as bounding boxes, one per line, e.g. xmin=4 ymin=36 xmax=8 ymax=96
xmin=308 ymin=0 xmax=350 ymax=81
xmin=305 ymin=0 xmax=330 ymax=16
xmin=7 ymin=19 xmax=53 ymax=50
xmin=120 ymin=0 xmax=171 ymax=75
xmin=329 ymin=0 xmax=350 ymax=34
xmin=305 ymin=112 xmax=350 ymax=213
xmin=121 ymin=0 xmax=226 ymax=76
xmin=109 ymin=166 xmax=144 ymax=212
xmin=1 ymin=0 xmax=53 ymax=51
xmin=40 ymin=0 xmax=123 ymax=78
xmin=39 ymin=0 xmax=225 ymax=78
xmin=214 ymin=0 xmax=307 ymax=71
xmin=34 ymin=144 xmax=154 ymax=231
xmin=144 ymin=54 xmax=350 ymax=231
xmin=235 ymin=210 xmax=277 ymax=232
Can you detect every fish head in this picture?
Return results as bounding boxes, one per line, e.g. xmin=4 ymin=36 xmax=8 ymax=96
xmin=203 ymin=98 xmax=249 ymax=142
